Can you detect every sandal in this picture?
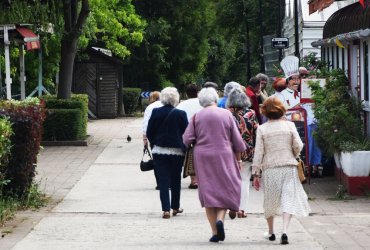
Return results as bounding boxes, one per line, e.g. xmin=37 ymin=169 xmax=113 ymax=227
xmin=188 ymin=183 xmax=198 ymax=189
xmin=162 ymin=211 xmax=170 ymax=219
xmin=172 ymin=208 xmax=184 ymax=216
xmin=237 ymin=210 xmax=247 ymax=218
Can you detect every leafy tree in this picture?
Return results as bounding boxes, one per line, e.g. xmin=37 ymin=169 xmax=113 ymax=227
xmin=125 ymin=0 xmax=215 ymax=90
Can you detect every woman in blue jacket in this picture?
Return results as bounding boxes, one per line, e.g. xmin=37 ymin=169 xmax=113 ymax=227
xmin=147 ymin=87 xmax=188 ymax=219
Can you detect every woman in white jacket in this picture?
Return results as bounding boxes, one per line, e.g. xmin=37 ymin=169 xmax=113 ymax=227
xmin=252 ymin=96 xmax=311 ymax=245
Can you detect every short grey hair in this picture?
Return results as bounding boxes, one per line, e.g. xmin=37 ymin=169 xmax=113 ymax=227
xmin=226 ymin=88 xmax=251 ymax=108
xmin=198 ymin=87 xmax=219 ymax=107
xmin=256 ymin=73 xmax=269 ymax=83
xmin=160 ymin=87 xmax=180 ymax=106
xmin=203 ymin=81 xmax=218 ymax=89
xmin=224 ymin=81 xmax=241 ymax=96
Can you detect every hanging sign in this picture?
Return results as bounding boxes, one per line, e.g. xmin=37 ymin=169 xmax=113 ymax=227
xmin=272 ymin=37 xmax=289 ymax=49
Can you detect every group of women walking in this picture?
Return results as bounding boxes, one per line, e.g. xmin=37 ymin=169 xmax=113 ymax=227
xmin=145 ymin=81 xmax=311 ymax=245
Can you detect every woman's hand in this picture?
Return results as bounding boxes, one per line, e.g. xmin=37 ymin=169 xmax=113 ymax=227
xmin=253 ymin=176 xmax=260 ymax=191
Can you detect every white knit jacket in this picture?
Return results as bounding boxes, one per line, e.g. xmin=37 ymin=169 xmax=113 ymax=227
xmin=252 ymin=119 xmax=303 ymax=174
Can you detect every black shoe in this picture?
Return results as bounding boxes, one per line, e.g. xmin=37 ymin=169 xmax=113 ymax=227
xmin=155 ymin=186 xmax=159 ymax=190
xmin=209 ymin=235 xmax=219 ymax=243
xmin=216 ymin=220 xmax=225 ymax=241
xmin=281 ymin=233 xmax=289 ymax=245
xmin=269 ymin=234 xmax=276 ymax=241
xmin=264 ymin=233 xmax=276 ymax=241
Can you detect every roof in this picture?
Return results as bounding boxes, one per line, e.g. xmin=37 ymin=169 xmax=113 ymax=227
xmin=323 ymin=1 xmax=369 ymax=38
xmin=308 ymin=0 xmax=355 ymax=14
xmin=16 ymin=27 xmax=40 ymax=50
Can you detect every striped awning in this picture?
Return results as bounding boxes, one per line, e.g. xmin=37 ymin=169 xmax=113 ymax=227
xmin=308 ymin=0 xmax=335 ymax=14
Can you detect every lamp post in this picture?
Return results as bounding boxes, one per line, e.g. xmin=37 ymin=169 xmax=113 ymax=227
xmin=277 ymin=0 xmax=283 ymax=61
xmin=294 ymin=0 xmax=300 ymax=59
xmin=258 ymin=0 xmax=265 ymax=72
xmin=242 ymin=0 xmax=251 ymax=81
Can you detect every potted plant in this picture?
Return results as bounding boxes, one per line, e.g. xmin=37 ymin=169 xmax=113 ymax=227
xmin=310 ymin=69 xmax=370 ymax=195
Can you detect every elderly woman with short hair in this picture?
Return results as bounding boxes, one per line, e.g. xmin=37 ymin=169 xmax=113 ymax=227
xmin=147 ymin=87 xmax=188 ymax=219
xmin=183 ymin=87 xmax=246 ymax=243
xmin=217 ymin=81 xmax=241 ymax=108
xmin=226 ymin=88 xmax=259 ymax=219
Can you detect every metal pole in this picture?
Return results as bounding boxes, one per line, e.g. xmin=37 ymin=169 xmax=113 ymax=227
xmin=4 ymin=25 xmax=12 ymax=99
xmin=258 ymin=0 xmax=265 ymax=73
xmin=19 ymin=44 xmax=26 ymax=100
xmin=278 ymin=0 xmax=283 ymax=61
xmin=38 ymin=46 xmax=42 ymax=96
xmin=294 ymin=0 xmax=300 ymax=59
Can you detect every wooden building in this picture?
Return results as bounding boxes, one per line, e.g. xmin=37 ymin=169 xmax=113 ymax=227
xmin=72 ymin=47 xmax=123 ymax=118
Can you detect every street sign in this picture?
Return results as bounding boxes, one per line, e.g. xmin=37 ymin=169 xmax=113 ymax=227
xmin=141 ymin=91 xmax=151 ymax=98
xmin=271 ymin=37 xmax=289 ymax=49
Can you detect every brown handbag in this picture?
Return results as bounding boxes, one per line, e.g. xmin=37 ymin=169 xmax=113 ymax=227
xmin=183 ymin=115 xmax=196 ymax=178
xmin=297 ymin=158 xmax=306 ymax=183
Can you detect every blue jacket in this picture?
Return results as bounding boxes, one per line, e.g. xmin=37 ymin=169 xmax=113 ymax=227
xmin=147 ymin=105 xmax=188 ymax=151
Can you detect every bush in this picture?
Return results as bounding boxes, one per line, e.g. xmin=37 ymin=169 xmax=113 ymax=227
xmin=0 ymin=98 xmax=46 ymax=196
xmin=41 ymin=94 xmax=88 ymax=140
xmin=310 ymin=69 xmax=365 ymax=156
xmin=122 ymin=88 xmax=141 ymax=114
xmin=0 ymin=118 xmax=13 ymax=197
xmin=43 ymin=109 xmax=83 ymax=141
xmin=0 ymin=118 xmax=12 ymax=168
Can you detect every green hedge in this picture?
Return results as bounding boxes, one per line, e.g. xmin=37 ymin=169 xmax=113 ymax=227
xmin=41 ymin=94 xmax=88 ymax=140
xmin=122 ymin=88 xmax=141 ymax=115
xmin=43 ymin=109 xmax=83 ymax=141
xmin=0 ymin=117 xmax=13 ymax=196
xmin=0 ymin=98 xmax=46 ymax=196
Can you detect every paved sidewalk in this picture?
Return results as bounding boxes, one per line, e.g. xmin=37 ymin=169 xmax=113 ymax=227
xmin=1 ymin=118 xmax=370 ymax=249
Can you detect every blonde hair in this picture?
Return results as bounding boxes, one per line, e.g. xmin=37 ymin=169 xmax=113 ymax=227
xmin=149 ymin=91 xmax=160 ymax=104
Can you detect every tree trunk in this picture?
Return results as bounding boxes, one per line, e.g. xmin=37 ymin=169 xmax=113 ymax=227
xmin=57 ymin=0 xmax=90 ymax=99
xmin=57 ymin=38 xmax=78 ymax=99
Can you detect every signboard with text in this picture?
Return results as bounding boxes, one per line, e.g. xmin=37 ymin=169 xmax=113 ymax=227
xmin=271 ymin=37 xmax=289 ymax=49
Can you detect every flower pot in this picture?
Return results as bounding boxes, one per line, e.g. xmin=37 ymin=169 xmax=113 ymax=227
xmin=340 ymin=151 xmax=370 ymax=177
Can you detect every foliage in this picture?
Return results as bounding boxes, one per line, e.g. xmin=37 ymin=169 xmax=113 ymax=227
xmin=43 ymin=109 xmax=84 ymax=141
xmin=0 ymin=98 xmax=46 ymax=196
xmin=0 ymin=181 xmax=47 ymax=226
xmin=84 ymin=0 xmax=146 ymax=59
xmin=41 ymin=94 xmax=88 ymax=140
xmin=160 ymin=80 xmax=174 ymax=89
xmin=122 ymin=88 xmax=141 ymax=115
xmin=301 ymin=52 xmax=329 ymax=78
xmin=0 ymin=118 xmax=13 ymax=168
xmin=310 ymin=69 xmax=366 ymax=156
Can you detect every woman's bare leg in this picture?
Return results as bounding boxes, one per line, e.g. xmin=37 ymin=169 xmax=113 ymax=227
xmin=282 ymin=212 xmax=292 ymax=234
xmin=205 ymin=207 xmax=217 ymax=235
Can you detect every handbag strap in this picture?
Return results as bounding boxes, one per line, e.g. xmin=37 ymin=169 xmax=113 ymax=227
xmin=142 ymin=145 xmax=153 ymax=160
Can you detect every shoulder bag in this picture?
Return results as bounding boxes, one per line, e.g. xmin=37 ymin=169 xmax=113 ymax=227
xmin=140 ymin=145 xmax=154 ymax=171
xmin=183 ymin=114 xmax=196 ymax=178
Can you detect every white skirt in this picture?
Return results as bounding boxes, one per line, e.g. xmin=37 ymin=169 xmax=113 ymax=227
xmin=262 ymin=166 xmax=311 ymax=218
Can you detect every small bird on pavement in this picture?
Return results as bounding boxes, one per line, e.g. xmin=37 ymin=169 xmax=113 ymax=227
xmin=127 ymin=135 xmax=132 ymax=142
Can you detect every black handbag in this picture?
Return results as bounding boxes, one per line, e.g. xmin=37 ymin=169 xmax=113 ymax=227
xmin=140 ymin=145 xmax=154 ymax=171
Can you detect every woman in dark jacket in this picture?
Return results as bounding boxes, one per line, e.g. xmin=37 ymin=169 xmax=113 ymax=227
xmin=147 ymin=87 xmax=188 ymax=219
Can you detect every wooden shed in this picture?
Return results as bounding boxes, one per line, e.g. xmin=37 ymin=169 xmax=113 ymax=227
xmin=72 ymin=47 xmax=124 ymax=118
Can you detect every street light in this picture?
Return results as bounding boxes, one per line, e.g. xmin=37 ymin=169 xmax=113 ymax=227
xmin=294 ymin=0 xmax=300 ymax=59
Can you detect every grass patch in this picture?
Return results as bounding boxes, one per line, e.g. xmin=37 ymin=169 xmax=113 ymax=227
xmin=327 ymin=184 xmax=355 ymax=201
xmin=0 ymin=182 xmax=48 ymax=226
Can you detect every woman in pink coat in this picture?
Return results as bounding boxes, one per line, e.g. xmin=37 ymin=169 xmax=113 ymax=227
xmin=183 ymin=87 xmax=246 ymax=243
